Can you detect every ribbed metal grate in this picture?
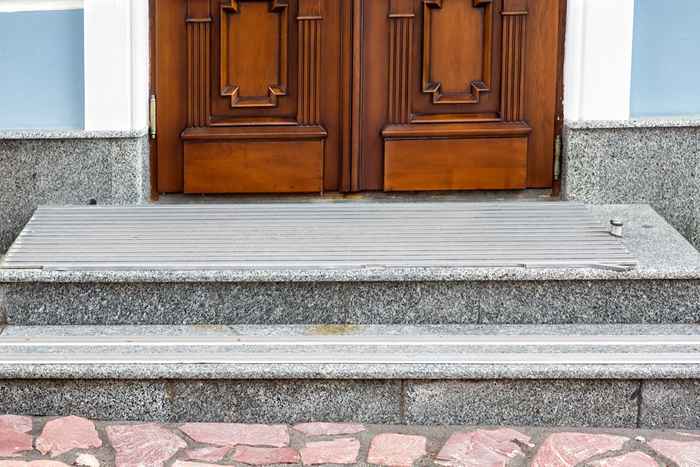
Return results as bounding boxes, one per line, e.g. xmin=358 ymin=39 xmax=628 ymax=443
xmin=1 ymin=202 xmax=637 ymax=271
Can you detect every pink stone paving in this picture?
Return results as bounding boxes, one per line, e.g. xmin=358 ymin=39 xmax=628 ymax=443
xmin=589 ymin=451 xmax=659 ymax=467
xmin=0 ymin=416 xmax=32 ymax=434
xmin=300 ymin=437 xmax=361 ymax=465
xmin=183 ymin=446 xmax=230 ymax=462
xmin=648 ymin=438 xmax=700 ymax=466
xmin=232 ymin=446 xmax=300 ymax=465
xmin=171 ymin=462 xmax=217 ymax=467
xmin=293 ymin=422 xmax=366 ymax=436
xmin=0 ymin=422 xmax=33 ymax=458
xmin=179 ymin=423 xmax=289 ymax=448
xmin=532 ymin=433 xmax=629 ymax=467
xmin=4 ymin=415 xmax=700 ymax=466
xmin=436 ymin=428 xmax=532 ymax=467
xmin=367 ymin=433 xmax=427 ymax=466
xmin=106 ymin=423 xmax=187 ymax=467
xmin=35 ymin=416 xmax=101 ymax=457
xmin=0 ymin=462 xmax=71 ymax=467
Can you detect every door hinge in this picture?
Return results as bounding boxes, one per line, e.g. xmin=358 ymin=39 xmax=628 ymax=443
xmin=149 ymin=95 xmax=157 ymax=139
xmin=553 ymin=134 xmax=562 ymax=181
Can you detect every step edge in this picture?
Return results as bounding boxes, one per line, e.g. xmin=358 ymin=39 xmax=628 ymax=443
xmin=0 ymin=360 xmax=699 ymax=380
xmin=2 ymin=265 xmax=698 ymax=283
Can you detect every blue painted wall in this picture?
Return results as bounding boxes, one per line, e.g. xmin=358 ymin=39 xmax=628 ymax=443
xmin=631 ymin=0 xmax=700 ymax=118
xmin=0 ymin=9 xmax=84 ymax=129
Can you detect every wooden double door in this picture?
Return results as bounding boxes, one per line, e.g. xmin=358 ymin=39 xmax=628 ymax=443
xmin=154 ymin=0 xmax=564 ymax=194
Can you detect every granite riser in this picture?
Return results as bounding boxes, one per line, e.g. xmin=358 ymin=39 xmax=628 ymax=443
xmin=562 ymin=124 xmax=700 ymax=249
xmin=2 ymin=278 xmax=699 ymax=325
xmin=0 ymin=378 xmax=696 ymax=429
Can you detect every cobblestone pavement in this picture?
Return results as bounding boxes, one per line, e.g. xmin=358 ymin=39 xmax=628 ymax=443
xmin=1 ymin=415 xmax=699 ymax=466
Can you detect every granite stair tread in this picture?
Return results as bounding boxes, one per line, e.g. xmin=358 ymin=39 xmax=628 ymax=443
xmin=1 ymin=324 xmax=699 ymax=380
xmin=1 ymin=203 xmax=699 ymax=282
xmin=1 ymin=203 xmax=699 ymax=326
xmin=0 ymin=202 xmax=637 ymax=271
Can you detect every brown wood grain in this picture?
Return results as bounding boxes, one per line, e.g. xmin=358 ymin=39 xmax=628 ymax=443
xmin=422 ymin=0 xmax=493 ymax=104
xmin=525 ymin=0 xmax=563 ymax=187
xmin=154 ymin=0 xmax=563 ymax=194
xmin=384 ymin=137 xmax=528 ymax=191
xmin=154 ymin=0 xmax=187 ymax=192
xmin=219 ymin=1 xmax=288 ymax=108
xmin=357 ymin=0 xmax=390 ymax=190
xmin=184 ymin=141 xmax=323 ymax=193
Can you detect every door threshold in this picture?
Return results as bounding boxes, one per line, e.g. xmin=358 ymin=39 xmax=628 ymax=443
xmin=155 ymin=189 xmax=558 ymax=205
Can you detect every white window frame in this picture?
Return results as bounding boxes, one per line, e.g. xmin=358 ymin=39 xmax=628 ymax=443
xmin=564 ymin=0 xmax=635 ymax=121
xmin=0 ymin=1 xmax=83 ymax=12
xmin=83 ymin=0 xmax=149 ymax=131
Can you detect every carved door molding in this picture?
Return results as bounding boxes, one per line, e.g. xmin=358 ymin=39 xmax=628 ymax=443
xmin=219 ymin=0 xmax=290 ymax=109
xmin=379 ymin=0 xmax=531 ymax=191
xmin=153 ymin=0 xmax=564 ymax=194
xmin=421 ymin=0 xmax=494 ymax=106
xmin=177 ymin=0 xmax=339 ymax=193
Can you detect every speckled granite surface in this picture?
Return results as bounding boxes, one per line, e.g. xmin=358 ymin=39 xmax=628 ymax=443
xmin=0 ymin=377 xmax=692 ymax=427
xmin=3 ymin=361 xmax=700 ymax=381
xmin=0 ymin=379 xmax=171 ymax=421
xmin=2 ymin=323 xmax=700 ymax=381
xmin=1 ymin=323 xmax=700 ymax=426
xmin=640 ymin=380 xmax=700 ymax=429
xmin=2 ymin=204 xmax=699 ymax=284
xmin=0 ymin=128 xmax=148 ymax=139
xmin=1 ymin=204 xmax=699 ymax=325
xmin=3 ymin=277 xmax=700 ymax=325
xmin=562 ymin=120 xmax=700 ymax=248
xmin=565 ymin=118 xmax=700 ymax=129
xmin=405 ymin=380 xmax=639 ymax=427
xmin=3 ymin=324 xmax=700 ymax=426
xmin=0 ymin=135 xmax=151 ymax=252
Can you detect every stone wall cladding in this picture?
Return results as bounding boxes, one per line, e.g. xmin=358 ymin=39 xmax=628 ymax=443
xmin=1 ymin=378 xmax=699 ymax=428
xmin=640 ymin=380 xmax=700 ymax=428
xmin=404 ymin=380 xmax=640 ymax=427
xmin=0 ymin=379 xmax=170 ymax=421
xmin=562 ymin=120 xmax=700 ymax=248
xmin=0 ymin=132 xmax=150 ymax=253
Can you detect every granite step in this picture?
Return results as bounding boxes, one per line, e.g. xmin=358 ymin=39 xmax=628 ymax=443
xmin=1 ymin=203 xmax=699 ymax=325
xmin=0 ymin=323 xmax=699 ymax=428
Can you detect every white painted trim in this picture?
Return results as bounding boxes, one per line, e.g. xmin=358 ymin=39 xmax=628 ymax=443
xmin=83 ymin=0 xmax=149 ymax=131
xmin=130 ymin=0 xmax=150 ymax=131
xmin=0 ymin=0 xmax=83 ymax=12
xmin=563 ymin=0 xmax=635 ymax=121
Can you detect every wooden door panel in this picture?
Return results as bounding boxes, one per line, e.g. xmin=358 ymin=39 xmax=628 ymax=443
xmin=182 ymin=0 xmax=327 ymax=194
xmin=184 ymin=140 xmax=323 ymax=193
xmin=155 ymin=0 xmax=188 ymax=192
xmin=525 ymin=0 xmax=562 ymax=187
xmin=210 ymin=0 xmax=296 ymax=122
xmin=186 ymin=0 xmax=297 ymax=124
xmin=219 ymin=1 xmax=288 ymax=108
xmin=385 ymin=137 xmax=527 ymax=191
xmin=417 ymin=0 xmax=500 ymax=113
xmin=154 ymin=0 xmax=563 ymax=194
xmin=380 ymin=0 xmax=531 ymax=191
xmin=155 ymin=0 xmax=348 ymax=194
xmin=351 ymin=0 xmax=388 ymax=190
